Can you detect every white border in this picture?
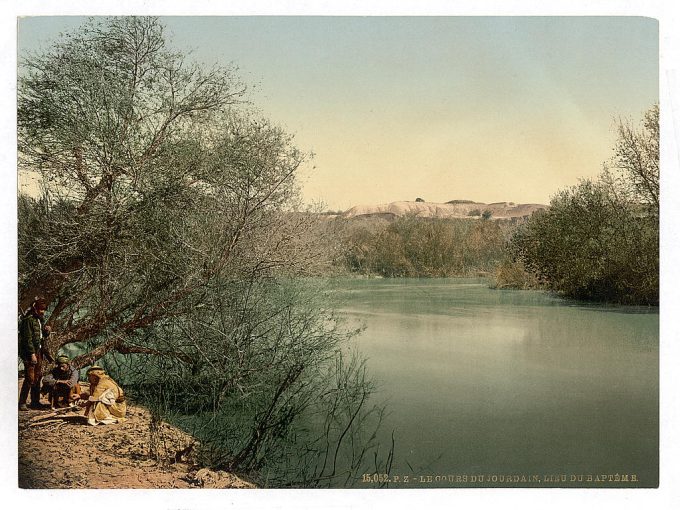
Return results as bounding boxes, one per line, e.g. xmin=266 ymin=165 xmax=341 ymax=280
xmin=2 ymin=1 xmax=679 ymax=509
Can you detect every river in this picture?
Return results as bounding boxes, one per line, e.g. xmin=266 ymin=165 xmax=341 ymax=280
xmin=332 ymin=278 xmax=659 ymax=488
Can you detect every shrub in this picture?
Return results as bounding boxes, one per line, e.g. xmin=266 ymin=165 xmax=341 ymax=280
xmin=490 ymin=259 xmax=540 ymax=289
xmin=342 ymin=216 xmax=506 ymax=277
xmin=509 ymin=105 xmax=658 ymax=305
xmin=511 ymin=179 xmax=658 ymax=304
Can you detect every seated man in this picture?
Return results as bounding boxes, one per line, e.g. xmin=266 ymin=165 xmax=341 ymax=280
xmin=41 ymin=355 xmax=81 ymax=409
xmin=79 ymin=366 xmax=126 ymax=426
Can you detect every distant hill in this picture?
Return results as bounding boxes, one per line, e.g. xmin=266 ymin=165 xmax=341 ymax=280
xmin=341 ymin=200 xmax=547 ymax=220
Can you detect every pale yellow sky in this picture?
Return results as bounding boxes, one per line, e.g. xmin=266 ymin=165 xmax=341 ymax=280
xmin=293 ymin=96 xmax=614 ymax=209
xmin=18 ymin=16 xmax=658 ymax=210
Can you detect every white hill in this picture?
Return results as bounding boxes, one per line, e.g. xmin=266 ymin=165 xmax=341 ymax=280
xmin=342 ymin=200 xmax=547 ymax=220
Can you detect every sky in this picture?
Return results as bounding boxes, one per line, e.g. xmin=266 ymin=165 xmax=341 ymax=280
xmin=16 ymin=16 xmax=659 ymax=210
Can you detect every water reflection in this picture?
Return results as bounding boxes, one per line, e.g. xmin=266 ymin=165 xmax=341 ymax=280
xmin=333 ymin=278 xmax=659 ymax=487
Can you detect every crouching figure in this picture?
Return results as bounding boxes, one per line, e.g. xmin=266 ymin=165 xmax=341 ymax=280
xmin=80 ymin=366 xmax=126 ymax=425
xmin=41 ymin=355 xmax=81 ymax=409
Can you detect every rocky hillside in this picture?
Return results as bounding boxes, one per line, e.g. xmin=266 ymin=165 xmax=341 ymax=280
xmin=341 ymin=200 xmax=547 ymax=220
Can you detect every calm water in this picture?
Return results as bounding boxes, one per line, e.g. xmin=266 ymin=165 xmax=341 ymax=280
xmin=332 ymin=278 xmax=659 ymax=488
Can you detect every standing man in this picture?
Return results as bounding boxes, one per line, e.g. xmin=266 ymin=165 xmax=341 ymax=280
xmin=18 ymin=298 xmax=52 ymax=411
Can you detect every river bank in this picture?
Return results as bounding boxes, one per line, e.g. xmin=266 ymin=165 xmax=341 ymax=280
xmin=17 ymin=379 xmax=254 ymax=489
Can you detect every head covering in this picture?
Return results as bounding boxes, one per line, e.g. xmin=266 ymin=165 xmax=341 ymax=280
xmin=86 ymin=365 xmax=106 ymax=376
xmin=56 ymin=355 xmax=70 ymax=364
xmin=32 ymin=298 xmax=47 ymax=310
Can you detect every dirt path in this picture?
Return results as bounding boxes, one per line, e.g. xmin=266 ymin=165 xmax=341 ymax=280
xmin=18 ymin=379 xmax=254 ymax=489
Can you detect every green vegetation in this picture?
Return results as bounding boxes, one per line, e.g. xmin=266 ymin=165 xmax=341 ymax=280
xmin=489 ymin=258 xmax=539 ymax=290
xmin=116 ymin=280 xmax=386 ymax=486
xmin=18 ymin=16 xmax=386 ymax=486
xmin=510 ymin=105 xmax=658 ymax=305
xmin=342 ymin=215 xmax=508 ymax=277
xmin=338 ymin=105 xmax=658 ymax=306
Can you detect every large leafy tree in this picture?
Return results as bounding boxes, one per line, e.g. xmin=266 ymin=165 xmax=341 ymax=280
xmin=19 ymin=18 xmax=386 ymax=485
xmin=511 ymin=105 xmax=659 ymax=305
xmin=608 ymin=104 xmax=659 ymax=212
xmin=18 ymin=16 xmax=315 ymax=365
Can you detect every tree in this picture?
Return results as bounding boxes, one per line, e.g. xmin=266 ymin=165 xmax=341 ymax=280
xmin=607 ymin=104 xmax=659 ymax=212
xmin=19 ymin=16 xmax=249 ymax=361
xmin=18 ymin=17 xmax=387 ymax=485
xmin=511 ymin=105 xmax=659 ymax=305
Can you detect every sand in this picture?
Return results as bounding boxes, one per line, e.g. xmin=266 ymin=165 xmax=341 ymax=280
xmin=17 ymin=379 xmax=254 ymax=489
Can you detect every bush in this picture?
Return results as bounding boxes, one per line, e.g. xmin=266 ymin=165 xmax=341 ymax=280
xmin=511 ymin=180 xmax=657 ymax=304
xmin=510 ymin=105 xmax=658 ymax=305
xmin=342 ymin=216 xmax=507 ymax=277
xmin=490 ymin=259 xmax=540 ymax=289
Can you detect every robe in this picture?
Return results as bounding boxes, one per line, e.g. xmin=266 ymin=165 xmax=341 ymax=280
xmin=85 ymin=375 xmax=126 ymax=425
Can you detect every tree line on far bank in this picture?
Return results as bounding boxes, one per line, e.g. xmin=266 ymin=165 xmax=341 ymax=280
xmin=340 ymin=215 xmax=509 ymax=278
xmin=336 ymin=104 xmax=659 ymax=306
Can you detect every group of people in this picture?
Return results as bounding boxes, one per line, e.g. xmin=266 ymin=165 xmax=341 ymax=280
xmin=18 ymin=298 xmax=127 ymax=425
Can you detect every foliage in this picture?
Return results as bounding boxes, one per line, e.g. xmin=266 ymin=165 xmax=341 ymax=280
xmin=18 ymin=15 xmax=309 ymax=363
xmin=342 ymin=215 xmax=508 ymax=277
xmin=510 ymin=106 xmax=659 ymax=305
xmin=607 ymin=104 xmax=659 ymax=212
xmin=489 ymin=258 xmax=540 ymax=290
xmin=18 ymin=16 xmax=387 ymax=486
xmin=114 ymin=279 xmax=388 ymax=486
